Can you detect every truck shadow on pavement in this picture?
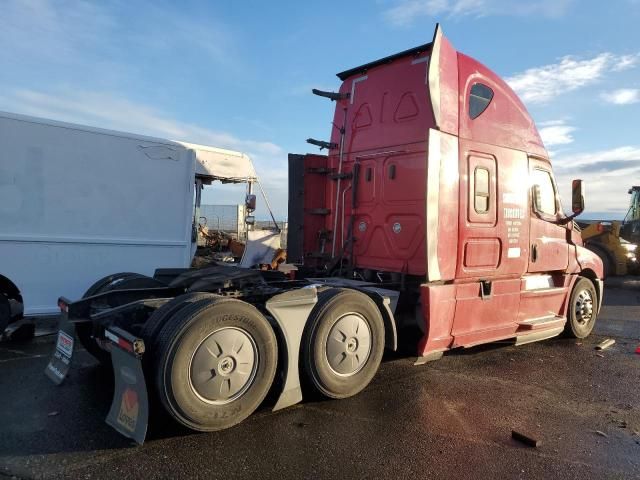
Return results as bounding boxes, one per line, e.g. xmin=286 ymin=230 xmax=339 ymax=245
xmin=0 ymin=345 xmax=200 ymax=459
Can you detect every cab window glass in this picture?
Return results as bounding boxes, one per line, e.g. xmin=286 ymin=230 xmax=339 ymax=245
xmin=469 ymin=83 xmax=494 ymax=119
xmin=532 ymin=169 xmax=557 ymax=215
xmin=474 ymin=167 xmax=490 ymax=213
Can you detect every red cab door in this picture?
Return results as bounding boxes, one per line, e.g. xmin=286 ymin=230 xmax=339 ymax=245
xmin=527 ymin=158 xmax=569 ymax=273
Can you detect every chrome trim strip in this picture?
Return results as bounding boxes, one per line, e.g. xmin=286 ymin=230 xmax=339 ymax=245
xmin=411 ymin=55 xmax=430 ymax=65
xmin=426 ymin=129 xmax=442 ymax=281
xmin=427 ymin=25 xmax=442 ymax=127
xmin=524 ymin=274 xmax=554 ymax=290
xmin=350 ymin=75 xmax=368 ymax=105
xmin=515 ymin=326 xmax=564 ymax=346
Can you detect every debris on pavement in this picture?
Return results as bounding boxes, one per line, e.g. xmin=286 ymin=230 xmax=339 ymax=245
xmin=3 ymin=321 xmax=35 ymax=343
xmin=595 ymin=430 xmax=609 ymax=438
xmin=596 ymin=353 xmax=605 ymax=358
xmin=511 ymin=430 xmax=541 ymax=447
xmin=595 ymin=339 xmax=615 ymax=350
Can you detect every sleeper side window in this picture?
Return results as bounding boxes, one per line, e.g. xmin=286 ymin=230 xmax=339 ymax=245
xmin=468 ymin=155 xmax=497 ymax=225
xmin=469 ymin=83 xmax=494 ymax=119
xmin=531 ymin=169 xmax=557 ymax=215
xmin=474 ymin=167 xmax=490 ymax=213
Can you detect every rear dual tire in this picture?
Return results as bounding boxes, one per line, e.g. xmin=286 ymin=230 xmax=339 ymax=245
xmin=154 ymin=297 xmax=277 ymax=431
xmin=302 ymin=289 xmax=385 ymax=399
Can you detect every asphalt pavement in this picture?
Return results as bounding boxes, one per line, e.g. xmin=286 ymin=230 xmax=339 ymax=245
xmin=1 ymin=280 xmax=639 ymax=479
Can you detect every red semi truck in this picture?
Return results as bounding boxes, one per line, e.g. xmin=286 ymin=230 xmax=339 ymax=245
xmin=46 ymin=25 xmax=603 ymax=444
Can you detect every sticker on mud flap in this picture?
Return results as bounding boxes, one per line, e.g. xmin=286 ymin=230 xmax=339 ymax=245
xmin=56 ymin=331 xmax=74 ymax=357
xmin=117 ymin=387 xmax=139 ymax=433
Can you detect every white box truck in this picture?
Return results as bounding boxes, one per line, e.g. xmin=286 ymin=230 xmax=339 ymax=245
xmin=0 ymin=111 xmax=262 ymax=331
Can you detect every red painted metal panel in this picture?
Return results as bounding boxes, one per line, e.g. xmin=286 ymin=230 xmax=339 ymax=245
xmin=528 ymin=158 xmax=570 ymax=273
xmin=321 ymin=46 xmax=434 ymax=275
xmin=300 ymin=154 xmax=329 ymax=267
xmin=418 ymin=283 xmax=456 ymax=355
xmin=456 ymin=139 xmax=530 ymax=280
xmin=463 ymin=239 xmax=500 ymax=268
xmin=518 ymin=288 xmax=568 ymax=322
xmin=451 ymin=278 xmax=521 ymax=339
xmin=576 ymin=245 xmax=604 ymax=278
xmin=458 ymin=53 xmax=547 ymax=158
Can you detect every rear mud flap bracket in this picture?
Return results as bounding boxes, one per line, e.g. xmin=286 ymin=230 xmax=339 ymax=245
xmin=45 ymin=309 xmax=76 ymax=385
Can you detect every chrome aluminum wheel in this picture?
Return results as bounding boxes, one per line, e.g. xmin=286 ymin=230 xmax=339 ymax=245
xmin=574 ymin=289 xmax=594 ymax=325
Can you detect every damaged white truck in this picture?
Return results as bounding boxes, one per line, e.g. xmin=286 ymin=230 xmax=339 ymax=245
xmin=0 ymin=111 xmax=277 ymax=336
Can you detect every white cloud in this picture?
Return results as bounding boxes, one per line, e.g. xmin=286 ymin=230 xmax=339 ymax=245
xmin=505 ymin=53 xmax=639 ymax=104
xmin=383 ymin=0 xmax=573 ymax=26
xmin=553 ymin=146 xmax=640 ymax=216
xmin=538 ymin=120 xmax=576 ymax=147
xmin=601 ymin=88 xmax=640 ymax=105
xmin=554 ymin=146 xmax=640 ymax=169
xmin=0 ymin=88 xmax=288 ymax=218
xmin=611 ymin=54 xmax=640 ymax=71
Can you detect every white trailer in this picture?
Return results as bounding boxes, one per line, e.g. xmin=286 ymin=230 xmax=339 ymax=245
xmin=0 ymin=111 xmax=258 ymax=329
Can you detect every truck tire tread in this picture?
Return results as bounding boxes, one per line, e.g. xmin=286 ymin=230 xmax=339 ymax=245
xmin=301 ymin=288 xmax=385 ymax=399
xmin=154 ymin=297 xmax=278 ymax=431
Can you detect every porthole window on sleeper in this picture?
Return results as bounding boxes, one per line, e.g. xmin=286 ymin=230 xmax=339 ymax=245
xmin=469 ymin=83 xmax=494 ymax=119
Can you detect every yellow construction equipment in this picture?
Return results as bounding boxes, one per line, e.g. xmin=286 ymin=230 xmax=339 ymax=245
xmin=580 ymin=186 xmax=640 ymax=277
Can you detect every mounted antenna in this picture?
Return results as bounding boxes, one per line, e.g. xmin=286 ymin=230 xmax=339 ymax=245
xmin=312 ymin=89 xmax=350 ymax=102
xmin=306 ymin=138 xmax=338 ymax=150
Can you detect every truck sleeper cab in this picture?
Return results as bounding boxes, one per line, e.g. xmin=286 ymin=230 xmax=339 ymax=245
xmin=288 ymin=24 xmax=603 ymax=356
xmin=47 ymin=25 xmax=602 ymax=445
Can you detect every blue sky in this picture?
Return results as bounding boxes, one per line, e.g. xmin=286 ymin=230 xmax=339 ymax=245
xmin=1 ymin=0 xmax=639 ymax=220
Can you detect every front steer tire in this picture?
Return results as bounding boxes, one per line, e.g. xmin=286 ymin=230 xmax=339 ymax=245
xmin=154 ymin=297 xmax=278 ymax=431
xmin=564 ymin=277 xmax=598 ymax=339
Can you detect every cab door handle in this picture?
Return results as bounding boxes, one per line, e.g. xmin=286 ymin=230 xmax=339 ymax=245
xmin=531 ymin=244 xmax=538 ymax=262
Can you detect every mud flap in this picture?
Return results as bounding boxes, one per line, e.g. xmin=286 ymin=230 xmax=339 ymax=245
xmin=104 ymin=327 xmax=149 ymax=445
xmin=45 ymin=308 xmax=76 ymax=385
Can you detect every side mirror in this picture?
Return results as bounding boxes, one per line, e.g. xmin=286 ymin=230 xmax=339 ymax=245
xmin=532 ymin=184 xmax=542 ymax=213
xmin=571 ymin=179 xmax=584 ymax=215
xmin=245 ymin=215 xmax=255 ymax=226
xmin=245 ymin=194 xmax=257 ymax=212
